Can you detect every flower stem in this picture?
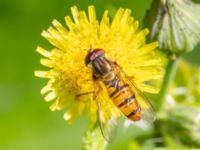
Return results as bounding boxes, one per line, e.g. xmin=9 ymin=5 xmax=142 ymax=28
xmin=156 ymin=57 xmax=179 ymax=111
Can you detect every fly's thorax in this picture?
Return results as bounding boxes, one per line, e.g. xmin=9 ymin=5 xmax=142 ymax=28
xmin=91 ymin=56 xmax=115 ymax=81
xmin=101 ymin=71 xmax=116 ymax=82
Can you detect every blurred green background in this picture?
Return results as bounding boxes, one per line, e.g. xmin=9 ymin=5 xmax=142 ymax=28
xmin=0 ymin=0 xmax=200 ymax=150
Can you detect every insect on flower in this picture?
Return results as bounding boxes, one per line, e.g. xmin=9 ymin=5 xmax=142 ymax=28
xmin=35 ymin=5 xmax=163 ymax=144
xmin=82 ymin=48 xmax=156 ymax=142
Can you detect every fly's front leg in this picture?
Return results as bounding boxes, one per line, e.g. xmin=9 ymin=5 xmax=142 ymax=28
xmin=75 ymin=77 xmax=95 ymax=99
xmin=76 ymin=80 xmax=100 ymax=102
xmin=76 ymin=91 xmax=95 ymax=97
xmin=76 ymin=91 xmax=95 ymax=102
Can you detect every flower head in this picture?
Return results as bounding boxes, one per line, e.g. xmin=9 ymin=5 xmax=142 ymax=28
xmin=35 ymin=6 xmax=162 ymax=123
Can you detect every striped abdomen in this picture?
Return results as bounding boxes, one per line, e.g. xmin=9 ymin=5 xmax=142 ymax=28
xmin=105 ymin=77 xmax=141 ymax=121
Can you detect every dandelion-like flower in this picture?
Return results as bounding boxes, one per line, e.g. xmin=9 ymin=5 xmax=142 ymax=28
xmin=35 ymin=6 xmax=162 ymax=124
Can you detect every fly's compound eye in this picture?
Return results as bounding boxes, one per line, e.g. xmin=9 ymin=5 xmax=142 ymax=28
xmin=85 ymin=49 xmax=105 ymax=65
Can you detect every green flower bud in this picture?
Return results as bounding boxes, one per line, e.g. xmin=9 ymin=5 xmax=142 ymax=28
xmin=144 ymin=0 xmax=200 ymax=57
xmin=83 ymin=124 xmax=107 ymax=150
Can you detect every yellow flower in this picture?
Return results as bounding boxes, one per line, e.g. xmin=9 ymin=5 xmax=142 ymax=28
xmin=35 ymin=6 xmax=162 ymax=124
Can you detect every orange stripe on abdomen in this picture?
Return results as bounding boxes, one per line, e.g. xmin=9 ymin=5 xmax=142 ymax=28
xmin=107 ymin=83 xmax=141 ymax=121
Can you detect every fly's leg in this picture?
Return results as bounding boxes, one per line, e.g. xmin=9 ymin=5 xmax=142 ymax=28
xmin=76 ymin=91 xmax=95 ymax=98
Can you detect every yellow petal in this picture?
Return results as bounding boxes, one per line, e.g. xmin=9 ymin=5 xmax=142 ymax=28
xmin=40 ymin=58 xmax=53 ymax=67
xmin=40 ymin=84 xmax=51 ymax=95
xmin=45 ymin=91 xmax=56 ymax=102
xmin=36 ymin=47 xmax=52 ymax=57
xmin=34 ymin=71 xmax=51 ymax=78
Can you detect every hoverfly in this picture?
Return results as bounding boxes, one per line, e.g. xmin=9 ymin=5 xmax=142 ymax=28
xmin=83 ymin=48 xmax=156 ymax=142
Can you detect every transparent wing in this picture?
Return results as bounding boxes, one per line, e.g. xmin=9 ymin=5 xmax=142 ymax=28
xmin=94 ymin=81 xmax=119 ymax=143
xmin=97 ymin=100 xmax=118 ymax=143
xmin=130 ymin=82 xmax=156 ymax=123
xmin=117 ymin=67 xmax=156 ymax=123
